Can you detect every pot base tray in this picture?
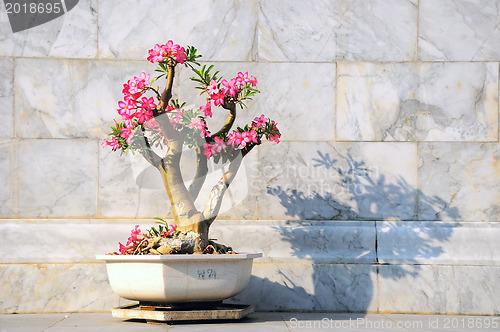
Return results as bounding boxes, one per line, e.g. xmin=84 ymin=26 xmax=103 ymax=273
xmin=112 ymin=302 xmax=255 ymax=323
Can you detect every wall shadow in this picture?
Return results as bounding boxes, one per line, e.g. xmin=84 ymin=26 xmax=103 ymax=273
xmin=231 ymin=151 xmax=462 ymax=314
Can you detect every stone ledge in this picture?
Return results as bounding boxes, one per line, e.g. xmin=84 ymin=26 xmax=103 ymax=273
xmin=1 ymin=220 xmax=498 ymax=266
xmin=377 ymin=221 xmax=500 ymax=266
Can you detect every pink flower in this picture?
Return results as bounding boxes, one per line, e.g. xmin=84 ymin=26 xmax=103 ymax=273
xmin=101 ymin=137 xmax=121 ymax=151
xmin=268 ymin=120 xmax=281 ymax=144
xmin=201 ymin=128 xmax=212 ymax=138
xmin=189 ymin=117 xmax=206 ymax=130
xmin=119 ymin=242 xmax=127 ymax=254
xmin=131 ymin=225 xmax=141 ymax=240
xmin=135 ymin=108 xmax=153 ymax=124
xmin=200 ymin=100 xmax=212 ymax=117
xmin=237 ymin=71 xmax=249 ymax=85
xmin=203 ymin=143 xmax=214 ymax=159
xmin=175 ymin=47 xmax=187 ymax=64
xmin=248 ymin=129 xmax=258 ymax=143
xmin=147 ymin=44 xmax=166 ymax=63
xmin=211 ymin=92 xmax=225 ymax=106
xmin=248 ymin=75 xmax=258 ymax=87
xmin=164 ymin=40 xmax=177 ymax=53
xmin=227 ymin=131 xmax=242 ymax=148
xmin=269 ymin=134 xmax=280 ymax=144
xmin=206 ymin=80 xmax=219 ymax=95
xmin=140 ymin=96 xmax=156 ymax=111
xmin=138 ymin=72 xmax=151 ymax=87
xmin=117 ymin=98 xmax=136 ymax=119
xmin=221 ymin=78 xmax=239 ymax=98
xmin=213 ymin=136 xmax=227 ymax=153
xmin=120 ymin=126 xmax=136 ymax=144
xmin=236 ymin=72 xmax=257 ymax=87
xmin=123 ymin=118 xmax=135 ymax=128
xmin=254 ymin=114 xmax=268 ymax=127
xmin=162 ymin=224 xmax=178 ymax=237
xmin=240 ymin=129 xmax=258 ymax=148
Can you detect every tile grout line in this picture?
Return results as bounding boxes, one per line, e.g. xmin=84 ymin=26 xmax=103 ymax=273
xmin=12 ymin=58 xmax=19 ymax=219
xmin=416 ymin=0 xmax=420 ymax=61
xmin=41 ymin=313 xmax=70 ymax=332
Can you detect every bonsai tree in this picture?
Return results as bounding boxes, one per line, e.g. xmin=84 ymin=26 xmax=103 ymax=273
xmin=102 ymin=41 xmax=280 ymax=255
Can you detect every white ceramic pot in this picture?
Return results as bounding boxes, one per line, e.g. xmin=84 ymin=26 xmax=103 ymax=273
xmin=96 ymin=253 xmax=261 ymax=303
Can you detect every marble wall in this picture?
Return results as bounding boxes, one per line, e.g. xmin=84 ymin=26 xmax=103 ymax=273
xmin=0 ymin=0 xmax=499 ymax=315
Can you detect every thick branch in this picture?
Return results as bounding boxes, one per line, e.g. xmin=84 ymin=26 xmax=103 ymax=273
xmin=159 ymin=139 xmax=199 ymax=226
xmin=153 ymin=63 xmax=179 ymax=141
xmin=134 ymin=126 xmax=162 ymax=168
xmin=188 ymin=145 xmax=208 ymax=200
xmin=202 ymin=134 xmax=262 ymax=224
xmin=158 ymin=63 xmax=175 ymax=111
xmin=202 ymin=154 xmax=243 ymax=225
xmin=212 ymin=100 xmax=236 ymax=138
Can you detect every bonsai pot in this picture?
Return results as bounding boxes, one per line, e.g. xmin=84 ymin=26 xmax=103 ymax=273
xmin=96 ymin=253 xmax=261 ymax=303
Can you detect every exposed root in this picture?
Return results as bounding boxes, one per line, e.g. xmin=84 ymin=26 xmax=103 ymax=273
xmin=122 ymin=231 xmax=235 ymax=255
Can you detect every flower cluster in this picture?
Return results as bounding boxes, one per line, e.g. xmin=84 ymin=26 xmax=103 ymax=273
xmin=204 ymin=72 xmax=257 ymax=108
xmin=147 ymin=40 xmax=186 ymax=64
xmin=115 ymin=223 xmax=178 ymax=255
xmin=200 ymin=114 xmax=281 ymax=160
xmin=118 ymin=225 xmax=144 ymax=254
xmin=102 ymin=72 xmax=158 ymax=151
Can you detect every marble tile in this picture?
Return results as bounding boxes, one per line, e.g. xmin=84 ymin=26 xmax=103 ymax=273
xmin=0 ymin=140 xmax=16 ymax=217
xmin=258 ymin=0 xmax=417 ymax=62
xmin=258 ymin=0 xmax=339 ymax=62
xmin=16 ymin=58 xmax=155 ymax=138
xmin=0 ymin=0 xmax=97 ymax=58
xmin=378 ymin=265 xmax=500 ymax=315
xmin=0 ymin=221 xmax=158 ymax=263
xmin=230 ymin=263 xmax=378 ymax=312
xmin=15 ymin=58 xmax=88 ymax=138
xmin=211 ymin=220 xmax=376 ymax=264
xmin=336 ymin=62 xmax=499 ymax=141
xmin=0 ymin=263 xmax=132 ymax=313
xmin=334 ymin=0 xmax=418 ymax=62
xmin=418 ymin=143 xmax=500 ymax=222
xmin=0 ymin=58 xmax=14 ymax=138
xmin=377 ymin=221 xmax=500 ymax=266
xmin=259 ymin=142 xmax=418 ymax=220
xmin=419 ymin=0 xmax=500 ymax=61
xmin=98 ymin=0 xmax=258 ymax=61
xmin=17 ymin=139 xmax=98 ymax=217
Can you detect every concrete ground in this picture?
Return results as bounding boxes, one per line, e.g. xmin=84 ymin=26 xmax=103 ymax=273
xmin=1 ymin=312 xmax=499 ymax=332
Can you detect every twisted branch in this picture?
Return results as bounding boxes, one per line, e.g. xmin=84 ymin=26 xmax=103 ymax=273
xmin=202 ymin=137 xmax=261 ymax=225
xmin=188 ymin=145 xmax=208 ymax=200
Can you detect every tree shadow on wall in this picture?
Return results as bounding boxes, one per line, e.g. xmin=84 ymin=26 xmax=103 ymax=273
xmin=231 ymin=151 xmax=461 ymax=313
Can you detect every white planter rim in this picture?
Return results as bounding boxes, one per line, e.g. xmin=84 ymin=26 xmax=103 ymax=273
xmin=96 ymin=252 xmax=262 ymax=262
